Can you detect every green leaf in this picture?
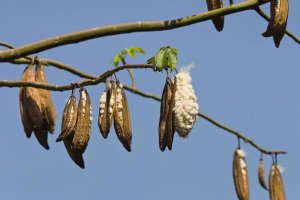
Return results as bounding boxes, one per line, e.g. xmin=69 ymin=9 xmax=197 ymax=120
xmin=113 ymin=53 xmax=123 ymax=67
xmin=151 ymin=46 xmax=178 ymax=71
xmin=112 ymin=46 xmax=146 ymax=66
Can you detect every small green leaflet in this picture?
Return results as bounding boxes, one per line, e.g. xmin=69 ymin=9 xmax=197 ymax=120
xmin=113 ymin=46 xmax=145 ymax=67
xmin=151 ymin=46 xmax=178 ymax=72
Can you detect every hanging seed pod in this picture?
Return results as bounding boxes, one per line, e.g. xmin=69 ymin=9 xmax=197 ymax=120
xmin=258 ymin=158 xmax=269 ymax=190
xmin=56 ymin=94 xmax=78 ymax=142
xmin=206 ymin=0 xmax=224 ymax=32
xmin=262 ymin=0 xmax=289 ymax=47
xmin=173 ymin=65 xmax=199 ymax=137
xmin=63 ymin=136 xmax=85 ymax=169
xmin=72 ymin=88 xmax=92 ymax=154
xmin=98 ymin=80 xmax=114 ymax=139
xmin=19 ymin=87 xmax=33 ymax=138
xmin=158 ymin=77 xmax=176 ymax=151
xmin=113 ymin=82 xmax=132 ymax=152
xmin=19 ymin=63 xmax=49 ymax=150
xmin=233 ymin=149 xmax=250 ymax=200
xmin=269 ymin=164 xmax=286 ymax=200
xmin=166 ymin=76 xmax=176 ymax=150
xmin=35 ymin=61 xmax=57 ymax=133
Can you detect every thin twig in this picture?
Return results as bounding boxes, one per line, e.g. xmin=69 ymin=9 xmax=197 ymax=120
xmin=0 ymin=64 xmax=154 ymax=91
xmin=121 ymin=58 xmax=137 ymax=89
xmin=0 ymin=0 xmax=274 ymax=62
xmin=255 ymin=7 xmax=300 ymax=45
xmin=125 ymin=84 xmax=286 ymax=155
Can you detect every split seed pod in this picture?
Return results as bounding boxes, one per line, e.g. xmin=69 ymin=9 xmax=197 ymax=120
xmin=72 ymin=88 xmax=92 ymax=155
xmin=269 ymin=164 xmax=286 ymax=200
xmin=173 ymin=65 xmax=199 ymax=137
xmin=206 ymin=0 xmax=224 ymax=31
xmin=63 ymin=136 xmax=85 ymax=169
xmin=19 ymin=63 xmax=49 ymax=149
xmin=98 ymin=80 xmax=114 ymax=139
xmin=56 ymin=93 xmax=84 ymax=169
xmin=35 ymin=61 xmax=57 ymax=133
xmin=113 ymin=82 xmax=132 ymax=152
xmin=158 ymin=76 xmax=176 ymax=151
xmin=56 ymin=94 xmax=78 ymax=142
xmin=233 ymin=149 xmax=250 ymax=200
xmin=258 ymin=158 xmax=269 ymax=190
xmin=262 ymin=0 xmax=289 ymax=47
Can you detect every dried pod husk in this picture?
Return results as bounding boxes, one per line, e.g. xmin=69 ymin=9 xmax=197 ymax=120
xmin=19 ymin=63 xmax=49 ymax=150
xmin=35 ymin=61 xmax=57 ymax=133
xmin=63 ymin=136 xmax=85 ymax=169
xmin=269 ymin=164 xmax=286 ymax=200
xmin=258 ymin=158 xmax=269 ymax=190
xmin=173 ymin=65 xmax=199 ymax=137
xmin=233 ymin=149 xmax=250 ymax=200
xmin=206 ymin=0 xmax=224 ymax=32
xmin=158 ymin=77 xmax=176 ymax=151
xmin=262 ymin=0 xmax=289 ymax=47
xmin=19 ymin=87 xmax=33 ymax=138
xmin=56 ymin=95 xmax=78 ymax=142
xmin=72 ymin=88 xmax=92 ymax=154
xmin=166 ymin=77 xmax=176 ymax=150
xmin=98 ymin=82 xmax=114 ymax=139
xmin=113 ymin=83 xmax=132 ymax=152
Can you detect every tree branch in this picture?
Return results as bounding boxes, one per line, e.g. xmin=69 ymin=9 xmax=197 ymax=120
xmin=254 ymin=7 xmax=300 ymax=45
xmin=0 ymin=64 xmax=154 ymax=91
xmin=0 ymin=0 xmax=273 ymax=62
xmin=0 ymin=58 xmax=286 ymax=155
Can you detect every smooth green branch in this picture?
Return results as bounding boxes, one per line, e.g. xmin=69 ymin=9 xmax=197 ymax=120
xmin=0 ymin=0 xmax=274 ymax=62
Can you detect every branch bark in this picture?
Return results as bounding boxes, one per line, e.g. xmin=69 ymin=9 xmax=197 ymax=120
xmin=0 ymin=0 xmax=272 ymax=62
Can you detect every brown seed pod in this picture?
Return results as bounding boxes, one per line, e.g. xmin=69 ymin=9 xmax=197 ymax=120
xmin=72 ymin=88 xmax=92 ymax=154
xmin=19 ymin=63 xmax=49 ymax=150
xmin=158 ymin=77 xmax=175 ymax=151
xmin=258 ymin=158 xmax=269 ymax=190
xmin=206 ymin=0 xmax=224 ymax=32
xmin=113 ymin=82 xmax=132 ymax=152
xmin=98 ymin=82 xmax=114 ymax=139
xmin=166 ymin=77 xmax=176 ymax=150
xmin=35 ymin=61 xmax=57 ymax=133
xmin=269 ymin=164 xmax=286 ymax=200
xmin=19 ymin=87 xmax=33 ymax=138
xmin=233 ymin=149 xmax=250 ymax=200
xmin=262 ymin=0 xmax=289 ymax=47
xmin=63 ymin=136 xmax=85 ymax=169
xmin=56 ymin=95 xmax=78 ymax=142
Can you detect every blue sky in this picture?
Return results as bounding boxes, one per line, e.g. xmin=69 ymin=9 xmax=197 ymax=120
xmin=0 ymin=0 xmax=299 ymax=199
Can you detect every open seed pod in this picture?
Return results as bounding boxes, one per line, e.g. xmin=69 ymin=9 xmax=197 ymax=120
xmin=63 ymin=136 xmax=85 ymax=169
xmin=233 ymin=149 xmax=250 ymax=200
xmin=269 ymin=163 xmax=285 ymax=200
xmin=158 ymin=76 xmax=176 ymax=151
xmin=57 ymin=92 xmax=84 ymax=169
xmin=113 ymin=82 xmax=132 ymax=152
xmin=19 ymin=63 xmax=49 ymax=150
xmin=72 ymin=88 xmax=92 ymax=155
xmin=206 ymin=0 xmax=224 ymax=31
xmin=35 ymin=61 xmax=57 ymax=134
xmin=98 ymin=80 xmax=114 ymax=139
xmin=258 ymin=158 xmax=269 ymax=190
xmin=262 ymin=0 xmax=289 ymax=47
xmin=56 ymin=94 xmax=78 ymax=142
xmin=173 ymin=65 xmax=199 ymax=137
